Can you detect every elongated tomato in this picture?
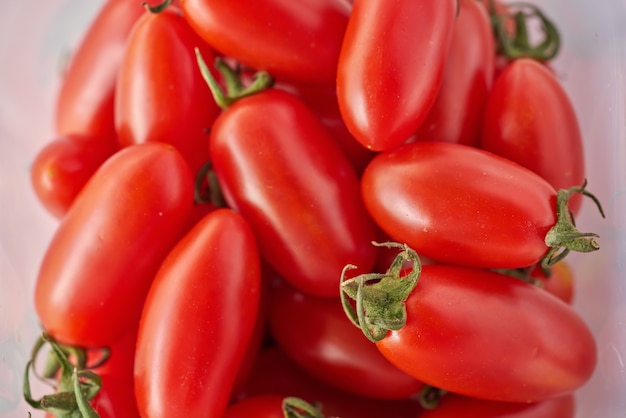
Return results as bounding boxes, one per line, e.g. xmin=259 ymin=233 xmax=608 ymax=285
xmin=135 ymin=209 xmax=261 ymax=418
xmin=34 ymin=143 xmax=194 ymax=347
xmin=337 ymin=0 xmax=457 ymax=151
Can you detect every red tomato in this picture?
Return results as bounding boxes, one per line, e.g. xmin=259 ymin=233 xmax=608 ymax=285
xmin=414 ymin=0 xmax=494 ymax=147
xmin=30 ymin=134 xmax=118 ymax=218
xmin=235 ymin=347 xmax=423 ymax=418
xmin=34 ymin=143 xmax=194 ymax=347
xmin=337 ymin=0 xmax=457 ymax=151
xmin=115 ymin=6 xmax=220 ymax=176
xmin=210 ymin=88 xmax=378 ymax=298
xmin=180 ymin=0 xmax=350 ymax=85
xmin=361 ymin=141 xmax=595 ymax=269
xmin=268 ymin=279 xmax=424 ymax=399
xmin=530 ymin=261 xmax=575 ymax=304
xmin=55 ymin=0 xmax=144 ymax=139
xmin=369 ymin=265 xmax=596 ymax=402
xmin=134 ymin=208 xmax=261 ymax=418
xmin=420 ymin=393 xmax=575 ymax=418
xmin=89 ymin=325 xmax=138 ymax=381
xmin=481 ymin=58 xmax=585 ymax=214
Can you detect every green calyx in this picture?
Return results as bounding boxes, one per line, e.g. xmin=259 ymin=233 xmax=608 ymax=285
xmin=542 ymin=180 xmax=605 ymax=269
xmin=340 ymin=242 xmax=422 ymax=343
xmin=282 ymin=397 xmax=325 ymax=418
xmin=195 ymin=48 xmax=274 ymax=110
xmin=142 ymin=0 xmax=172 ymax=14
xmin=490 ymin=1 xmax=560 ymax=61
xmin=23 ymin=334 xmax=104 ymax=418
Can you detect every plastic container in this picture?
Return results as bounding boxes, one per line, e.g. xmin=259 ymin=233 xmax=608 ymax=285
xmin=0 ymin=0 xmax=624 ymax=416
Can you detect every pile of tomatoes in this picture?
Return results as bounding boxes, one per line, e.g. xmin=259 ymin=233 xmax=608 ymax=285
xmin=25 ymin=0 xmax=605 ymax=417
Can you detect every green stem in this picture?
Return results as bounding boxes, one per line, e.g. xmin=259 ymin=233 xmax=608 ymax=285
xmin=418 ymin=385 xmax=448 ymax=410
xmin=283 ymin=397 xmax=325 ymax=418
xmin=142 ymin=0 xmax=172 ymax=13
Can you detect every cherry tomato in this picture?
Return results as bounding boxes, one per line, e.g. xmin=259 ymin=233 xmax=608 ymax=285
xmin=337 ymin=0 xmax=457 ymax=151
xmin=371 ymin=265 xmax=596 ymax=402
xmin=481 ymin=58 xmax=585 ymax=214
xmin=115 ymin=5 xmax=220 ymax=176
xmin=55 ymin=0 xmax=145 ymax=140
xmin=420 ymin=393 xmax=575 ymax=418
xmin=180 ymin=0 xmax=350 ymax=85
xmin=235 ymin=347 xmax=423 ymax=418
xmin=134 ymin=208 xmax=261 ymax=418
xmin=30 ymin=134 xmax=118 ymax=218
xmin=34 ymin=143 xmax=194 ymax=347
xmin=268 ymin=279 xmax=424 ymax=399
xmin=414 ymin=0 xmax=494 ymax=147
xmin=223 ymin=395 xmax=285 ymax=418
xmin=361 ymin=141 xmax=595 ymax=269
xmin=210 ymin=88 xmax=378 ymax=298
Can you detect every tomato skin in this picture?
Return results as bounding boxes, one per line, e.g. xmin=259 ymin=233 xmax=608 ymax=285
xmin=235 ymin=348 xmax=423 ymax=418
xmin=337 ymin=0 xmax=456 ymax=151
xmin=223 ymin=395 xmax=285 ymax=418
xmin=420 ymin=393 xmax=575 ymax=418
xmin=530 ymin=261 xmax=575 ymax=304
xmin=210 ymin=88 xmax=378 ymax=298
xmin=268 ymin=279 xmax=424 ymax=400
xmin=481 ymin=58 xmax=585 ymax=214
xmin=180 ymin=0 xmax=350 ymax=85
xmin=134 ymin=208 xmax=261 ymax=418
xmin=361 ymin=141 xmax=558 ymax=269
xmin=414 ymin=0 xmax=494 ymax=147
xmin=56 ymin=0 xmax=144 ymax=140
xmin=115 ymin=6 xmax=220 ymax=176
xmin=34 ymin=143 xmax=194 ymax=347
xmin=30 ymin=134 xmax=118 ymax=218
xmin=375 ymin=265 xmax=596 ymax=402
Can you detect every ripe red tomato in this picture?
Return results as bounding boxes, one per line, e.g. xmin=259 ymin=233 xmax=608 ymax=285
xmin=414 ymin=0 xmax=494 ymax=147
xmin=223 ymin=395 xmax=285 ymax=418
xmin=367 ymin=264 xmax=596 ymax=402
xmin=34 ymin=143 xmax=194 ymax=347
xmin=115 ymin=5 xmax=221 ymax=176
xmin=30 ymin=134 xmax=118 ymax=218
xmin=55 ymin=0 xmax=145 ymax=139
xmin=361 ymin=141 xmax=596 ymax=269
xmin=419 ymin=393 xmax=575 ymax=418
xmin=134 ymin=208 xmax=261 ymax=418
xmin=337 ymin=0 xmax=457 ymax=151
xmin=235 ymin=347 xmax=424 ymax=418
xmin=530 ymin=261 xmax=575 ymax=304
xmin=210 ymin=88 xmax=378 ymax=298
xmin=481 ymin=58 xmax=585 ymax=214
xmin=269 ymin=279 xmax=424 ymax=399
xmin=180 ymin=0 xmax=350 ymax=85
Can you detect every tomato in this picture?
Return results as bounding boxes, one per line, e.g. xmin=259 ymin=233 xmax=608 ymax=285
xmin=115 ymin=5 xmax=220 ymax=176
xmin=268 ymin=279 xmax=424 ymax=399
xmin=180 ymin=0 xmax=350 ymax=85
xmin=235 ymin=347 xmax=423 ymax=418
xmin=337 ymin=0 xmax=457 ymax=151
xmin=134 ymin=208 xmax=261 ymax=418
xmin=413 ymin=0 xmax=494 ymax=147
xmin=55 ymin=0 xmax=145 ymax=140
xmin=481 ymin=58 xmax=585 ymax=214
xmin=351 ymin=264 xmax=596 ymax=402
xmin=530 ymin=261 xmax=575 ymax=304
xmin=419 ymin=393 xmax=575 ymax=418
xmin=210 ymin=88 xmax=378 ymax=298
xmin=34 ymin=143 xmax=194 ymax=347
xmin=30 ymin=134 xmax=118 ymax=218
xmin=361 ymin=141 xmax=599 ymax=269
xmin=223 ymin=395 xmax=285 ymax=418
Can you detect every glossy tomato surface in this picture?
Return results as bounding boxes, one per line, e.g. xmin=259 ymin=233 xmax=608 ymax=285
xmin=481 ymin=58 xmax=585 ymax=214
xmin=115 ymin=5 xmax=220 ymax=176
xmin=337 ymin=0 xmax=456 ymax=151
xmin=268 ymin=280 xmax=424 ymax=399
xmin=375 ymin=265 xmax=597 ymax=402
xmin=180 ymin=0 xmax=350 ymax=85
xmin=134 ymin=208 xmax=261 ymax=418
xmin=361 ymin=141 xmax=558 ymax=269
xmin=223 ymin=395 xmax=285 ymax=418
xmin=34 ymin=143 xmax=194 ymax=347
xmin=210 ymin=88 xmax=378 ymax=298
